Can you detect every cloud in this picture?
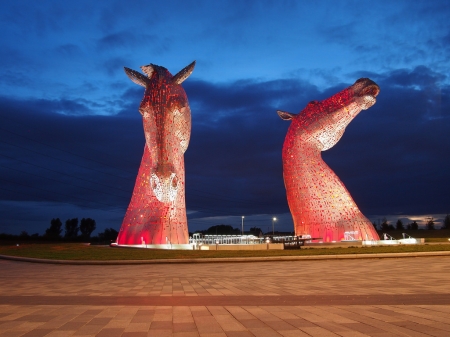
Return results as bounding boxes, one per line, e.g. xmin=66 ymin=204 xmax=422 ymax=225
xmin=319 ymin=22 xmax=356 ymax=45
xmin=97 ymin=31 xmax=137 ymax=50
xmin=101 ymin=57 xmax=130 ymax=77
xmin=184 ymin=78 xmax=319 ymax=117
xmin=96 ymin=31 xmax=171 ymax=54
xmin=55 ymin=43 xmax=83 ymax=57
xmin=316 ymin=2 xmax=450 ymax=75
xmin=0 ymin=95 xmax=143 ymax=208
xmin=386 ymin=66 xmax=446 ymax=90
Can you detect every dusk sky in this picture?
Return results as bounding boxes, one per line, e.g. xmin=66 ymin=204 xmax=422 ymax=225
xmin=1 ymin=0 xmax=449 ymax=235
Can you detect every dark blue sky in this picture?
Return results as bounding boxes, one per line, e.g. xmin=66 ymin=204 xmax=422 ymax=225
xmin=1 ymin=0 xmax=449 ymax=235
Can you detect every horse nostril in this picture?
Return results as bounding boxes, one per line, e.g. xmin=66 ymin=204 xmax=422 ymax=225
xmin=361 ymin=84 xmax=380 ymax=97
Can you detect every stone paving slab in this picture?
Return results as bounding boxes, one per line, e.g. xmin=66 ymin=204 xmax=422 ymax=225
xmin=1 ymin=305 xmax=450 ymax=336
xmin=1 ymin=256 xmax=449 ymax=336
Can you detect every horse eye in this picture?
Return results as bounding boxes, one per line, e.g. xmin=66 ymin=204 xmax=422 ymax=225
xmin=141 ymin=109 xmax=152 ymax=118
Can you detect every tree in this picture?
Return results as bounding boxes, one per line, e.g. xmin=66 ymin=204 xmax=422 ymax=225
xmin=64 ymin=218 xmax=79 ymax=239
xmin=409 ymin=221 xmax=419 ymax=230
xmin=372 ymin=222 xmax=378 ymax=230
xmin=45 ymin=218 xmax=62 ymax=240
xmin=201 ymin=225 xmax=240 ymax=235
xmin=396 ymin=219 xmax=404 ymax=231
xmin=442 ymin=214 xmax=450 ymax=230
xmin=249 ymin=227 xmax=263 ymax=237
xmin=19 ymin=231 xmax=29 ymax=238
xmin=426 ymin=218 xmax=435 ymax=230
xmin=80 ymin=218 xmax=96 ymax=239
xmin=380 ymin=218 xmax=390 ymax=231
xmin=98 ymin=228 xmax=118 ymax=242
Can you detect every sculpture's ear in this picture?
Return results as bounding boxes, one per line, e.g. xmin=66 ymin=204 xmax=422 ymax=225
xmin=277 ymin=110 xmax=296 ymax=121
xmin=124 ymin=67 xmax=150 ymax=88
xmin=172 ymin=60 xmax=196 ymax=84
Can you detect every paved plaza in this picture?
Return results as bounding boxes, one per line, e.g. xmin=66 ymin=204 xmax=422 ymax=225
xmin=1 ymin=256 xmax=450 ymax=336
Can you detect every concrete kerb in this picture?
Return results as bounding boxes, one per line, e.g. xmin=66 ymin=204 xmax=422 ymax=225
xmin=1 ymin=250 xmax=450 ymax=265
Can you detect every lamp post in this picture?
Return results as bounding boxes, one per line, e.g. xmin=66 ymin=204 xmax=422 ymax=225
xmin=241 ymin=216 xmax=245 ymax=235
xmin=272 ymin=217 xmax=277 ymax=235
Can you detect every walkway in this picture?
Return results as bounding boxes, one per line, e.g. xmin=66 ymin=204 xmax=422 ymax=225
xmin=1 ymin=256 xmax=450 ymax=336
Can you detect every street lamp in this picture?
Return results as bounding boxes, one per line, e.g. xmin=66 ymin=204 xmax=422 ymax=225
xmin=272 ymin=217 xmax=277 ymax=235
xmin=241 ymin=216 xmax=245 ymax=235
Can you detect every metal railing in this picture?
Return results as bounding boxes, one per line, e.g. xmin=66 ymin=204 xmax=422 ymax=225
xmin=189 ymin=234 xmax=264 ymax=245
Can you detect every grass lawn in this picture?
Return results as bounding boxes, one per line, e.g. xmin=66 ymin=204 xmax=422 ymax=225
xmin=0 ymin=230 xmax=448 ymax=261
xmin=0 ymin=242 xmax=449 ymax=261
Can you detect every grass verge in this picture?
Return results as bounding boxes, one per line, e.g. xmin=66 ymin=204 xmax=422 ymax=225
xmin=0 ymin=243 xmax=450 ymax=261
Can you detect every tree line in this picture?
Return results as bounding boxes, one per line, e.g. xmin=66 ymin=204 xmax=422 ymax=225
xmin=373 ymin=215 xmax=450 ymax=231
xmin=43 ymin=217 xmax=97 ymax=240
xmin=194 ymin=224 xmax=272 ymax=236
xmin=43 ymin=217 xmax=118 ymax=242
xmin=0 ymin=218 xmax=118 ymax=243
xmin=3 ymin=215 xmax=449 ymax=243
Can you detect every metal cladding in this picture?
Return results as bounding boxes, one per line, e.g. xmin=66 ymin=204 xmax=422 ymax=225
xmin=278 ymin=78 xmax=381 ymax=242
xmin=117 ymin=61 xmax=195 ymax=245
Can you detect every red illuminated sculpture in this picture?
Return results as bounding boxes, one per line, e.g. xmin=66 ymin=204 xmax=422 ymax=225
xmin=278 ymin=78 xmax=380 ymax=242
xmin=116 ymin=61 xmax=195 ymax=246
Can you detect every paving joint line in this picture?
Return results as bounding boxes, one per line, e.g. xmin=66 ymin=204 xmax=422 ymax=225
xmin=3 ymin=294 xmax=450 ymax=306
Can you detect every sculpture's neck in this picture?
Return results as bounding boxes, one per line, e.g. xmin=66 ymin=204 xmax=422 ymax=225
xmin=282 ymin=133 xmax=359 ymax=215
xmin=282 ymin=137 xmax=335 ymax=193
xmin=283 ymin=131 xmax=322 ymax=163
xmin=127 ymin=145 xmax=187 ymax=244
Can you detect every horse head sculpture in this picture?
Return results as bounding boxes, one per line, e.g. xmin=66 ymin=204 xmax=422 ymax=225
xmin=278 ymin=78 xmax=380 ymax=242
xmin=117 ymin=61 xmax=195 ymax=246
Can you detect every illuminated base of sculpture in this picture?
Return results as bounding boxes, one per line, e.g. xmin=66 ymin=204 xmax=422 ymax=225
xmin=111 ymin=243 xmax=194 ymax=250
xmin=362 ymin=239 xmax=423 ymax=246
